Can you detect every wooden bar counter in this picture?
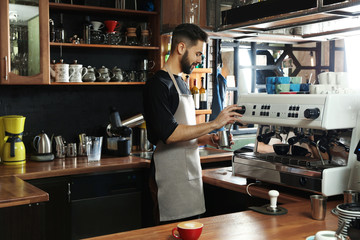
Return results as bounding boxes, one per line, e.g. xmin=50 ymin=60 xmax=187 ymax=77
xmin=0 ymin=149 xmax=232 ymax=209
xmin=85 ymin=200 xmax=340 ymax=240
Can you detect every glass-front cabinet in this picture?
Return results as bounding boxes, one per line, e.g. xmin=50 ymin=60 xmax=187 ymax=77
xmin=0 ymin=0 xmax=49 ymax=84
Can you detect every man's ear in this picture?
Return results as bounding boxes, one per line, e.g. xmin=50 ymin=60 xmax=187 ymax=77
xmin=177 ymin=42 xmax=186 ymax=55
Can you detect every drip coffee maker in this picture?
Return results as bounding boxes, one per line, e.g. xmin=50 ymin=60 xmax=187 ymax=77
xmin=0 ymin=115 xmax=26 ymax=165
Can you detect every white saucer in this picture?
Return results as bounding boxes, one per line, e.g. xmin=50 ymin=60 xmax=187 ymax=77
xmin=306 ymin=236 xmax=314 ymax=240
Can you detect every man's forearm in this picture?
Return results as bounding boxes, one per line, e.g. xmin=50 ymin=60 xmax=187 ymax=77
xmin=166 ymin=122 xmax=217 ymax=144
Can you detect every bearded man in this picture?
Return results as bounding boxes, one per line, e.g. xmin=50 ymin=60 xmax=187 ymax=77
xmin=143 ymin=23 xmax=242 ymax=224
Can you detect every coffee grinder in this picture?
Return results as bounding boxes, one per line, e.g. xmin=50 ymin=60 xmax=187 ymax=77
xmin=106 ymin=108 xmax=132 ymax=157
xmin=0 ymin=115 xmax=26 ymax=165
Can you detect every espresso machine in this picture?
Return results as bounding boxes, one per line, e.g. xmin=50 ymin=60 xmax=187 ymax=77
xmin=233 ymin=93 xmax=360 ymax=196
xmin=0 ymin=115 xmax=26 ymax=165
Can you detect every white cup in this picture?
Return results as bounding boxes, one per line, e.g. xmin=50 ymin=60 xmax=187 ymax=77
xmin=91 ymin=21 xmax=104 ymax=31
xmin=309 ymin=84 xmax=328 ymax=94
xmin=69 ymin=64 xmax=88 ymax=82
xmin=336 ymin=72 xmax=349 ymax=88
xmin=318 ymin=72 xmax=336 ymax=85
xmin=315 ymin=230 xmax=344 ymax=240
xmin=55 ymin=63 xmax=71 ymax=82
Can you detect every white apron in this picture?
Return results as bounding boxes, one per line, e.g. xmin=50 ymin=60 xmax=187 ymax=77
xmin=153 ymin=68 xmax=205 ymax=222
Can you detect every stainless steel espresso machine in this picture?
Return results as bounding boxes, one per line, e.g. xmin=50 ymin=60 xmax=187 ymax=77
xmin=233 ymin=93 xmax=360 ymax=196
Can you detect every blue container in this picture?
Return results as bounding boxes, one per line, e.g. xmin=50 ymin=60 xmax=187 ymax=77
xmin=290 ymin=84 xmax=300 ymax=92
xmin=266 ymin=84 xmax=276 ymax=94
xmin=300 ymin=83 xmax=310 ymax=91
xmin=275 ymin=77 xmax=291 ymax=84
xmin=266 ymin=77 xmax=276 ymax=84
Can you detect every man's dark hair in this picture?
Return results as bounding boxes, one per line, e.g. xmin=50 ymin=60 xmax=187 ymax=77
xmin=170 ymin=24 xmax=208 ymax=53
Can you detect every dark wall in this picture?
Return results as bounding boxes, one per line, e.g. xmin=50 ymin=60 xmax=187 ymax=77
xmin=0 ymin=85 xmax=143 ymax=152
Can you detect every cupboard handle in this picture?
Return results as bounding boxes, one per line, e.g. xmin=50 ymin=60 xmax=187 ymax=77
xmin=4 ymin=56 xmax=8 ymax=81
xmin=67 ymin=182 xmax=71 ymax=203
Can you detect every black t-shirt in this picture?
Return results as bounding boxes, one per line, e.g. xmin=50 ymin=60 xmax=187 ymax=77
xmin=143 ymin=70 xmax=191 ymax=145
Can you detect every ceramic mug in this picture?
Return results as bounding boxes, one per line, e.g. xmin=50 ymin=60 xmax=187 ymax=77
xmin=275 ymin=84 xmax=290 ymax=93
xmin=318 ymin=72 xmax=336 ymax=85
xmin=314 ymin=230 xmax=344 ymax=240
xmin=140 ymin=59 xmax=155 ymax=71
xmin=90 ymin=21 xmax=104 ymax=31
xmin=172 ymin=222 xmax=203 ymax=240
xmin=335 ymin=72 xmax=349 ymax=88
xmin=55 ymin=63 xmax=72 ymax=83
xmin=69 ymin=64 xmax=88 ymax=82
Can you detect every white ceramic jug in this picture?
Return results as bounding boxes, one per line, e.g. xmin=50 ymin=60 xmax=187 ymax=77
xmin=55 ymin=59 xmax=72 ymax=83
xmin=69 ymin=61 xmax=88 ymax=82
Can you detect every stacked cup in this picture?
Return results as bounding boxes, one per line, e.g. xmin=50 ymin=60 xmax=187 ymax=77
xmin=311 ymin=72 xmax=349 ymax=94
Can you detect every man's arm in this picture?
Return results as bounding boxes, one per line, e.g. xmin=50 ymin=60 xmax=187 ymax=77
xmin=165 ymin=104 xmax=242 ymax=144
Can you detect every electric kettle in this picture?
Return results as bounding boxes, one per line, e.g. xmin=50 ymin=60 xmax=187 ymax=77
xmin=33 ymin=132 xmax=52 ymax=154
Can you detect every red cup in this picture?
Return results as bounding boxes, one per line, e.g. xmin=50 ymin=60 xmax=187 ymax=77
xmin=104 ymin=20 xmax=120 ymax=33
xmin=172 ymin=222 xmax=203 ymax=240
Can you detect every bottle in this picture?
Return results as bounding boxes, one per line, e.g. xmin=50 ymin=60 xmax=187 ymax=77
xmin=199 ymin=77 xmax=207 ymax=109
xmin=83 ymin=16 xmax=92 ymax=44
xmin=191 ymin=79 xmax=200 ymax=110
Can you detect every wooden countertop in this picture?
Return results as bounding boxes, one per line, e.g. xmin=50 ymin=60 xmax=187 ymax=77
xmin=0 ymin=149 xmax=231 ymax=208
xmin=0 ymin=155 xmax=148 ymax=208
xmin=0 ymin=155 xmax=149 ymax=180
xmin=0 ymin=176 xmax=49 ymax=208
xmin=84 ymin=200 xmax=340 ymax=240
xmin=202 ymin=167 xmax=307 ymax=203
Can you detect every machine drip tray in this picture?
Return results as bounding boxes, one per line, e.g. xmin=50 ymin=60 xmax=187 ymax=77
xmin=235 ymin=152 xmax=334 ymax=169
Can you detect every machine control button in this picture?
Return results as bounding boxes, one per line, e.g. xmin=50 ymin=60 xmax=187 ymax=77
xmin=253 ymin=105 xmax=256 ymax=109
xmin=289 ymin=106 xmax=292 ymax=111
xmin=304 ymin=108 xmax=320 ymax=119
xmin=296 ymin=106 xmax=300 ymax=111
xmin=277 ymin=112 xmax=280 ymax=117
xmin=234 ymin=106 xmax=246 ymax=115
xmin=295 ymin=113 xmax=298 ymax=118
xmin=288 ymin=113 xmax=291 ymax=117
xmin=252 ymin=111 xmax=255 ymax=115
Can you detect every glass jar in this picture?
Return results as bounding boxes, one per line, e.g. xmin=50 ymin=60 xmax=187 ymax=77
xmin=141 ymin=30 xmax=150 ymax=46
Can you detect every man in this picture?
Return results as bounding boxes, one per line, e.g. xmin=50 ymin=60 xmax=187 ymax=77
xmin=143 ymin=23 xmax=242 ymax=223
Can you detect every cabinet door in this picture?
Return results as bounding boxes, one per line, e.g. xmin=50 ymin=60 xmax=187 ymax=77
xmin=27 ymin=177 xmax=71 ymax=240
xmin=0 ymin=0 xmax=49 ymax=84
xmin=161 ymin=0 xmax=208 ymax=33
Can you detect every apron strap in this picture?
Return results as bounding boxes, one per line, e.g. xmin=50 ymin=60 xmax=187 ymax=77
xmin=165 ymin=66 xmax=182 ymax=95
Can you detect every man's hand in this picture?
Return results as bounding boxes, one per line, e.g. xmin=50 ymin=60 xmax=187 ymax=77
xmin=212 ymin=104 xmax=243 ymax=129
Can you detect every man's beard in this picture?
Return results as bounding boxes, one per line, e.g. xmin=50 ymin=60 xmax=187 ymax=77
xmin=181 ymin=50 xmax=197 ymax=74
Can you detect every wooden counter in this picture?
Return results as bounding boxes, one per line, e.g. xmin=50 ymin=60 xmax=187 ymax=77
xmin=0 ymin=176 xmax=48 ymax=208
xmin=202 ymin=167 xmax=307 ymax=203
xmin=0 ymin=156 xmax=148 ymax=208
xmin=84 ymin=200 xmax=340 ymax=240
xmin=0 ymin=155 xmax=149 ymax=180
xmin=0 ymin=149 xmax=231 ymax=209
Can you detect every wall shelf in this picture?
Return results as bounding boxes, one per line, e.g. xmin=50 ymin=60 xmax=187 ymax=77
xmin=50 ymin=82 xmax=145 ymax=85
xmin=49 ymin=2 xmax=158 ymax=16
xmin=50 ymin=42 xmax=159 ymax=50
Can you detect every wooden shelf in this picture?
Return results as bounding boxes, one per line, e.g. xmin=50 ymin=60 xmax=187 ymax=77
xmin=50 ymin=42 xmax=160 ymax=50
xmin=195 ymin=109 xmax=212 ymax=115
xmin=50 ymin=82 xmax=145 ymax=85
xmin=192 ymin=68 xmax=212 ymax=74
xmin=49 ymin=2 xmax=158 ymax=16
